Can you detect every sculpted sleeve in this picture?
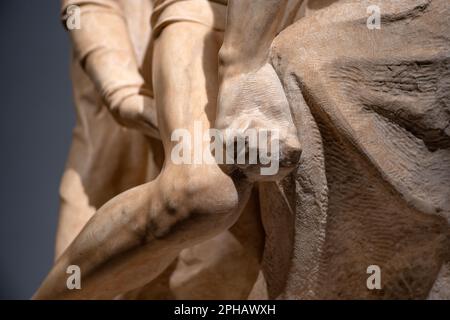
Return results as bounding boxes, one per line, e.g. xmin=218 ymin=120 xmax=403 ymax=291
xmin=61 ymin=0 xmax=153 ymax=113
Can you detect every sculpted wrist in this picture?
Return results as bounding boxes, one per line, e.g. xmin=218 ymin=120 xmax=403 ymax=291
xmin=83 ymin=49 xmax=146 ymax=112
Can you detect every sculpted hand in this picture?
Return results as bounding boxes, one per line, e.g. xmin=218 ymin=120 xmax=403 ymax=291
xmin=110 ymin=94 xmax=159 ymax=139
xmin=62 ymin=0 xmax=160 ymax=139
xmin=216 ymin=63 xmax=301 ymax=181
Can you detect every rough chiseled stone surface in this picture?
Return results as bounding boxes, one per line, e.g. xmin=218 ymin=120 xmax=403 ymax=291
xmin=260 ymin=0 xmax=450 ymax=299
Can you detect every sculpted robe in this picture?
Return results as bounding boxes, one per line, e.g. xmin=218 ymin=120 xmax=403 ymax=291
xmin=263 ymin=0 xmax=450 ymax=299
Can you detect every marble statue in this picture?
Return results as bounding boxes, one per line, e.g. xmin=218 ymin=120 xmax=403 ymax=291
xmin=34 ymin=0 xmax=450 ymax=299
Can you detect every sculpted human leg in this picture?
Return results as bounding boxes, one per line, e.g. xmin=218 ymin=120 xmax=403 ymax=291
xmin=215 ymin=0 xmax=302 ymax=181
xmin=56 ymin=90 xmax=263 ymax=300
xmin=50 ymin=0 xmax=268 ymax=300
xmin=33 ymin=18 xmax=253 ymax=299
xmin=54 ymin=0 xmax=174 ymax=298
xmin=168 ymin=189 xmax=264 ymax=300
xmin=126 ymin=189 xmax=264 ymax=300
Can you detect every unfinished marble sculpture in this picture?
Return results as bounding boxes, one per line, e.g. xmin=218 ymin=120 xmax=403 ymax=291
xmin=34 ymin=0 xmax=449 ymax=299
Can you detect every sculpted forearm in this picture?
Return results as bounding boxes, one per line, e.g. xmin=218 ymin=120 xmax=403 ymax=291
xmin=219 ymin=0 xmax=289 ymax=79
xmin=62 ymin=0 xmax=158 ymax=138
xmin=64 ymin=1 xmax=142 ymax=108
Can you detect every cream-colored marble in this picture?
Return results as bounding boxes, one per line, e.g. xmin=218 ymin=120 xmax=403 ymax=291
xmin=34 ymin=0 xmax=450 ymax=299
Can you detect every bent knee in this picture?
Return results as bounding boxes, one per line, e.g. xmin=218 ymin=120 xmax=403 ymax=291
xmin=163 ymin=167 xmax=239 ymax=216
xmin=146 ymin=167 xmax=239 ymax=239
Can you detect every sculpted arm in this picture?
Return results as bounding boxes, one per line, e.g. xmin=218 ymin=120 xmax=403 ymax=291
xmin=62 ymin=0 xmax=158 ymax=138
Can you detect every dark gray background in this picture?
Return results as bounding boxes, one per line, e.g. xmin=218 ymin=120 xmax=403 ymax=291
xmin=0 ymin=1 xmax=74 ymax=299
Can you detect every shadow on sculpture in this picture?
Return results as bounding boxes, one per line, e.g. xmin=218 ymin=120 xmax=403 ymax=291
xmin=35 ymin=0 xmax=449 ymax=299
